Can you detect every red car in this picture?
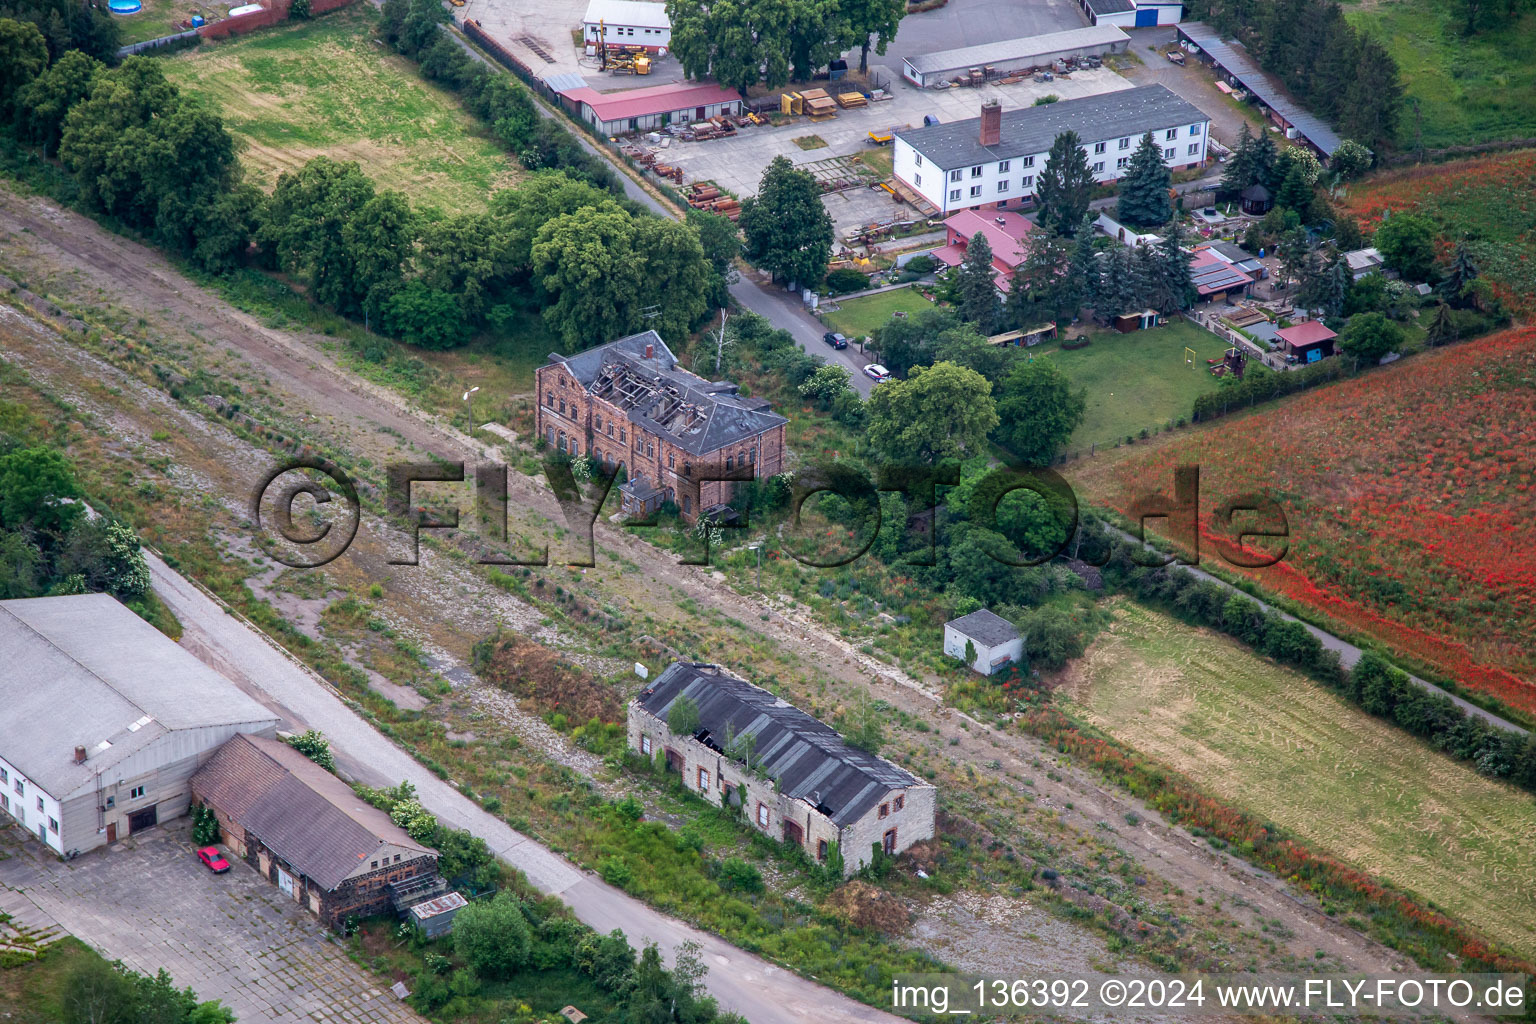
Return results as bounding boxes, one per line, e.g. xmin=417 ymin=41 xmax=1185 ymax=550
xmin=197 ymin=846 xmax=231 ymax=874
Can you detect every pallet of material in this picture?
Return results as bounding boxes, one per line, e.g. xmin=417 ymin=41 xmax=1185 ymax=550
xmin=837 ymin=92 xmax=867 ymax=108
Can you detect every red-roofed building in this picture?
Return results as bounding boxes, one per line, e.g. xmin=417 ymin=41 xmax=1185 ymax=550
xmin=932 ymin=209 xmax=1036 ymax=292
xmin=559 ymin=81 xmax=742 ymax=136
xmin=1275 ymin=319 xmax=1337 ymax=363
xmin=1188 ymin=246 xmax=1254 ymax=302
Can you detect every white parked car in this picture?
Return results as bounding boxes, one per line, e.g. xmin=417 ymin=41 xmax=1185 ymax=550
xmin=863 ymin=364 xmax=892 ymax=383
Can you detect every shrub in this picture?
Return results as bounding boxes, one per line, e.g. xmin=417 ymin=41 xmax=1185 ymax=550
xmin=284 ymin=729 xmax=336 ymax=773
xmin=599 ymin=856 xmax=634 ymax=889
xmin=191 ymin=804 xmax=220 ymax=846
xmin=825 ymin=267 xmax=871 ymax=294
xmin=453 ymin=893 xmax=532 ymax=979
xmin=716 ymin=856 xmax=764 ymax=894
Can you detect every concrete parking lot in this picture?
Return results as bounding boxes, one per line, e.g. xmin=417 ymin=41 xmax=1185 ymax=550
xmin=0 ymin=819 xmax=425 ymax=1024
xmin=658 ymin=67 xmax=1133 ymax=198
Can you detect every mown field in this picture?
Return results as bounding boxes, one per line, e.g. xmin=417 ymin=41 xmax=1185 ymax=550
xmin=1068 ymin=325 xmax=1536 ymax=715
xmin=164 ymin=9 xmax=518 ymax=212
xmin=1060 ymin=602 xmax=1536 ymax=960
xmin=1041 ymin=320 xmax=1231 ymax=451
xmin=1339 ymin=150 xmax=1536 ymax=318
xmin=1345 ymin=0 xmax=1536 ymax=150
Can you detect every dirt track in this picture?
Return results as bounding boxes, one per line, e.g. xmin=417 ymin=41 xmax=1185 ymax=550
xmin=0 ymin=184 xmax=1417 ymax=983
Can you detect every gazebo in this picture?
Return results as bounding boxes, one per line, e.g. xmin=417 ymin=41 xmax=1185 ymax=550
xmin=1240 ymin=183 xmax=1273 ymax=216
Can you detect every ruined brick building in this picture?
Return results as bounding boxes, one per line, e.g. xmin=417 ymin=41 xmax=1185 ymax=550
xmin=629 ymin=662 xmax=937 ymax=874
xmin=534 ymin=331 xmax=787 ymax=522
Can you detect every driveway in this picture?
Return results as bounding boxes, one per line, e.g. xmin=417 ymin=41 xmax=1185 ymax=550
xmin=1118 ymin=27 xmax=1263 ymax=149
xmin=144 ymin=554 xmax=905 ymax=1024
xmin=730 ymin=275 xmax=878 ymax=397
xmin=0 ymin=819 xmax=425 ymax=1024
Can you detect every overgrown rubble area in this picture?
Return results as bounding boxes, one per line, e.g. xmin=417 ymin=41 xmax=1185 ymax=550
xmin=0 ymin=184 xmax=1418 ymax=1012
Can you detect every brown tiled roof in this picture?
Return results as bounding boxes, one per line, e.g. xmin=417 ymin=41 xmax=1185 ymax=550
xmin=192 ymin=735 xmax=434 ymax=891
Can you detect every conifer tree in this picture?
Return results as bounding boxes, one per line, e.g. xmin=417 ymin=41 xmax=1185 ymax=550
xmin=1036 ymin=131 xmax=1096 ymax=237
xmin=1116 ymin=131 xmax=1172 ymax=228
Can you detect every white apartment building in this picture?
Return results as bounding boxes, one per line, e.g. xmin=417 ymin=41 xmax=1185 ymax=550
xmin=893 ymin=85 xmax=1211 ymax=216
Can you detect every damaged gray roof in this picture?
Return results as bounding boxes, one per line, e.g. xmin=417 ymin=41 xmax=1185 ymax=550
xmin=636 ymin=662 xmax=926 ymax=826
xmin=945 ymin=608 xmax=1020 ymax=646
xmin=547 ymin=331 xmax=787 ymax=457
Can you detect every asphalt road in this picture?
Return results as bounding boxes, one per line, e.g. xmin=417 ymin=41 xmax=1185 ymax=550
xmin=146 ymin=552 xmax=905 ymax=1024
xmin=729 ymin=276 xmax=880 ymax=397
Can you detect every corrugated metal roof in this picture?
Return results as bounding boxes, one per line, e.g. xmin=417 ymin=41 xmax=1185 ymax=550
xmin=636 ymin=663 xmax=925 ymax=826
xmin=896 ymin=85 xmax=1204 ymax=169
xmin=904 ymin=25 xmax=1129 ymax=76
xmin=0 ymin=594 xmax=278 ymax=799
xmin=1086 ymin=0 xmax=1136 ymax=13
xmin=1177 ymin=23 xmax=1342 ymax=156
xmin=192 ymin=735 xmax=434 ymax=892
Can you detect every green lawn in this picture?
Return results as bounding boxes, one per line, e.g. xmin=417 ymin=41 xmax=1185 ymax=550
xmin=1035 ymin=319 xmax=1233 ymax=451
xmin=0 ymin=938 xmax=104 ymax=1023
xmin=164 ymin=8 xmax=520 ymax=212
xmin=112 ymin=0 xmax=194 ymax=46
xmin=1062 ymin=602 xmax=1536 ymax=960
xmin=822 ymin=286 xmax=934 ymax=340
xmin=1346 ymin=0 xmax=1536 ymax=149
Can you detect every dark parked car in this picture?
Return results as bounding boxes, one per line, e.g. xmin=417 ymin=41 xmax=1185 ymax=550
xmin=823 ymin=331 xmax=848 ymax=349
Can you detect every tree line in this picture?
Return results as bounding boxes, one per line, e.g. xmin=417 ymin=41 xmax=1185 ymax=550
xmin=1106 ymin=540 xmax=1536 ymax=792
xmin=666 ymin=0 xmax=905 ymax=93
xmin=1184 ymin=0 xmax=1403 ymax=148
xmin=1 ymin=5 xmax=735 ymax=352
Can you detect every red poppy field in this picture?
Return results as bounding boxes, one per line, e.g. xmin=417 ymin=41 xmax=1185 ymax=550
xmin=1069 ymin=325 xmax=1536 ymax=716
xmin=1339 ymin=150 xmax=1536 ymax=317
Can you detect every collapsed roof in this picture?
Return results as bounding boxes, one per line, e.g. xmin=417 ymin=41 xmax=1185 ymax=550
xmin=548 ymin=331 xmax=786 ymax=457
xmin=635 ymin=662 xmax=926 ymax=826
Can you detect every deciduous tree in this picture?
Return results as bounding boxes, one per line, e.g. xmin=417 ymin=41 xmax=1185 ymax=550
xmin=993 ymin=359 xmax=1085 ymax=466
xmin=1373 ymin=211 xmax=1437 ymax=281
xmin=866 ymin=361 xmax=998 ymax=465
xmin=739 ymin=155 xmax=833 ymax=287
xmin=1338 ymin=311 xmax=1404 ymax=361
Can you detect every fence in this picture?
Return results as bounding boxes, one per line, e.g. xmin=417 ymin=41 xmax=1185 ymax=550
xmin=118 ymin=29 xmax=197 ymax=58
xmin=119 ymin=0 xmax=355 ymax=54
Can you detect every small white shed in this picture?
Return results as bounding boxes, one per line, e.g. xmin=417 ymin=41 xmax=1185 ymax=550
xmin=943 ymin=609 xmax=1023 ymax=675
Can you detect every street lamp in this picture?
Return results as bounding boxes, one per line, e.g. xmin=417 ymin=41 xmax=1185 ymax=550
xmin=462 ymin=386 xmax=480 ymax=434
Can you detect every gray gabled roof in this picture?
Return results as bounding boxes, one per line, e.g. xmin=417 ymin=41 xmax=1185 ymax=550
xmin=1177 ymin=23 xmax=1342 ymax=156
xmin=903 ymin=25 xmax=1128 ymax=76
xmin=1086 ymin=0 xmax=1135 ymax=16
xmin=945 ymin=608 xmax=1020 ymax=646
xmin=0 ymin=594 xmax=279 ymax=799
xmin=895 ymin=85 xmax=1206 ymax=170
xmin=547 ymin=331 xmax=787 ymax=457
xmin=636 ymin=663 xmax=925 ymax=826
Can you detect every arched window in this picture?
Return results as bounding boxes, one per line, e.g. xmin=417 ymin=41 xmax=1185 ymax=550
xmin=683 ymin=462 xmax=691 ymax=477
xmin=726 ymin=456 xmax=733 ymax=471
xmin=682 ymin=495 xmax=692 ymax=514
xmin=595 ymin=415 xmax=603 ymax=431
xmin=546 ymin=391 xmax=554 ymax=407
xmin=557 ymin=431 xmax=567 ymax=453
xmin=546 ymin=427 xmax=555 ymax=445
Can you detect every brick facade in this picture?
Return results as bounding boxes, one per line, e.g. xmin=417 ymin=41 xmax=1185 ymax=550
xmin=534 ymin=335 xmax=788 ymax=523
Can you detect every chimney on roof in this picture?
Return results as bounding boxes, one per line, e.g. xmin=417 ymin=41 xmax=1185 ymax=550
xmin=74 ymin=745 xmax=87 ymax=764
xmin=645 ymin=342 xmax=654 ymax=359
xmin=979 ymin=99 xmax=1001 ymax=147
